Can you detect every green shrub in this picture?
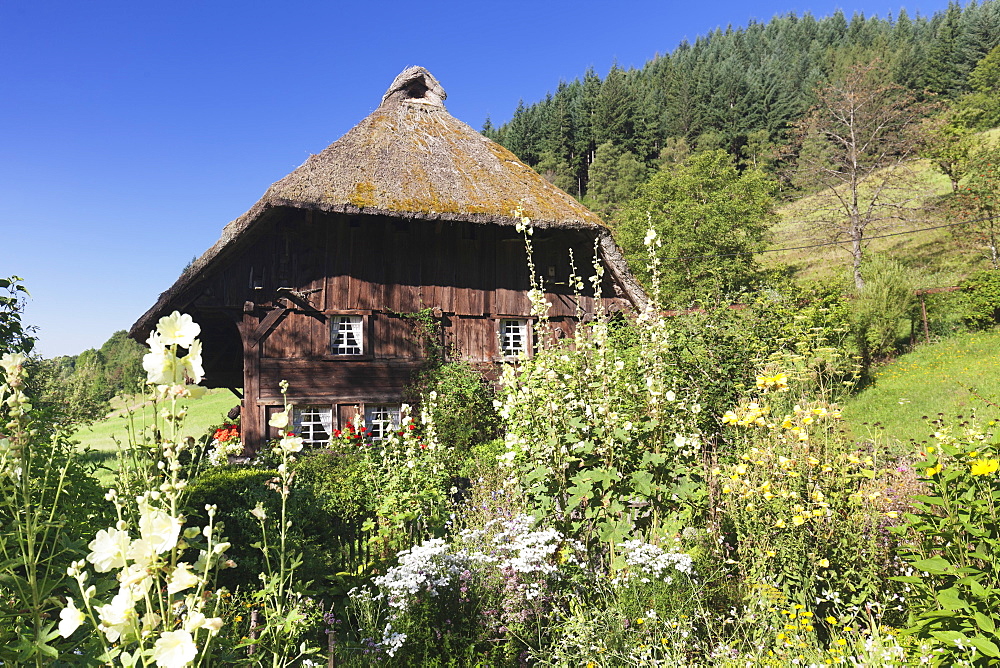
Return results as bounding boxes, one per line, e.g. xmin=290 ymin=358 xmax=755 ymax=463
xmin=893 ymin=415 xmax=1000 ymax=664
xmin=292 ymin=449 xmax=379 ymax=576
xmin=406 ymin=361 xmax=499 ymax=458
xmin=851 ymin=255 xmax=916 ymax=368
xmin=183 ymin=465 xmax=336 ymax=593
xmin=960 ymin=269 xmax=1000 ymax=329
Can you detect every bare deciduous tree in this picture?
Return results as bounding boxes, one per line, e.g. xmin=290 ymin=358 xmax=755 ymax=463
xmin=793 ymin=62 xmax=929 ymax=291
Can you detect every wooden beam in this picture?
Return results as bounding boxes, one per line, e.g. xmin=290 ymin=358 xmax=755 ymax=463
xmin=250 ymin=305 xmax=288 ymax=349
xmin=239 ymin=312 xmax=263 ymax=454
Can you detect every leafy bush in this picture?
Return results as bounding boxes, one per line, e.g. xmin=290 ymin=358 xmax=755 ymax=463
xmin=893 ymin=415 xmax=1000 ymax=664
xmin=406 ymin=361 xmax=499 ymax=458
xmin=183 ymin=465 xmax=336 ymax=593
xmin=0 ymin=357 xmax=108 ymax=663
xmin=851 ymin=255 xmax=916 ymax=368
xmin=960 ymin=269 xmax=1000 ymax=329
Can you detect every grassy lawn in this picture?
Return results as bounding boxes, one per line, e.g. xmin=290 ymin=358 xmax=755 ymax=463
xmin=844 ymin=329 xmax=1000 ymax=453
xmin=73 ymin=388 xmax=240 ymax=483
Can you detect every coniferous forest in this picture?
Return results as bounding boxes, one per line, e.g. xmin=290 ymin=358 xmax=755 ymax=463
xmin=485 ymin=2 xmax=1000 ymax=201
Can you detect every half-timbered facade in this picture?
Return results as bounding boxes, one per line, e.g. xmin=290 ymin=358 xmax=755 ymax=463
xmin=130 ymin=67 xmax=646 ymax=452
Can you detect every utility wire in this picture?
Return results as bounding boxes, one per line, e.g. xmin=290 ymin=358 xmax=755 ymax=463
xmin=629 ymin=214 xmax=992 ymax=261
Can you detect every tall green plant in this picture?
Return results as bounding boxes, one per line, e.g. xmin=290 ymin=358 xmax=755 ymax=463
xmin=893 ymin=416 xmax=1000 ymax=665
xmin=851 ymin=254 xmax=916 ymax=368
xmin=499 ymin=224 xmax=705 ymax=558
xmin=0 ymin=353 xmax=104 ymax=665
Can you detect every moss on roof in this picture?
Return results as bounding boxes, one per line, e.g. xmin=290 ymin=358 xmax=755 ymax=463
xmin=131 ymin=66 xmax=644 ymax=339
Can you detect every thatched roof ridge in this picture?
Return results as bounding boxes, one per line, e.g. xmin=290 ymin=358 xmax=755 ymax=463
xmin=131 ymin=67 xmax=644 ymax=339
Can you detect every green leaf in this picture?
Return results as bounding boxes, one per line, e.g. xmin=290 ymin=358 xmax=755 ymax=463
xmin=630 ymin=470 xmax=654 ymax=496
xmin=937 ymin=587 xmax=969 ymax=611
xmin=931 ymin=629 xmax=969 ymax=644
xmin=598 ymin=518 xmax=632 ymax=544
xmin=974 ymin=611 xmax=997 ymax=634
xmin=970 ymin=635 xmax=1000 ymax=658
xmin=914 ymin=556 xmax=953 ymax=574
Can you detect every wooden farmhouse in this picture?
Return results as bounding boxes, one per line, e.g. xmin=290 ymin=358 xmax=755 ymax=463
xmin=130 ymin=67 xmax=646 ymax=453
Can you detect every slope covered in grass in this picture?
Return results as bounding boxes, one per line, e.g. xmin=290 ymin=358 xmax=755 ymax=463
xmin=844 ymin=330 xmax=1000 ymax=452
xmin=73 ymin=388 xmax=238 ymax=453
xmin=73 ymin=388 xmax=239 ymax=482
xmin=764 ymin=159 xmax=977 ymax=284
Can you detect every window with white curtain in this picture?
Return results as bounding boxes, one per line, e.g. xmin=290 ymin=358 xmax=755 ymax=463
xmin=293 ymin=406 xmax=333 ymax=446
xmin=331 ymin=315 xmax=363 ymax=355
xmin=500 ymin=319 xmax=529 ymax=357
xmin=364 ymin=404 xmax=401 ymax=440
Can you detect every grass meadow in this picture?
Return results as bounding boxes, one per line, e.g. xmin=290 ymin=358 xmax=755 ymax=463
xmin=72 ymin=388 xmax=238 ymax=483
xmin=845 ymin=329 xmax=1000 ymax=451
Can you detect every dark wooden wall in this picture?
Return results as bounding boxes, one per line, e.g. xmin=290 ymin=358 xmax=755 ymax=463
xmin=192 ymin=209 xmax=629 ymax=448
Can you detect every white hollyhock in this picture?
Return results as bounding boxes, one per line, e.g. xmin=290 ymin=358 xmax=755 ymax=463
xmin=167 ymin=563 xmax=200 ymax=594
xmin=181 ymin=339 xmax=205 ymax=384
xmin=58 ymin=597 xmax=85 ymax=637
xmin=155 ymin=311 xmax=201 ymax=348
xmin=86 ymin=527 xmax=130 ymax=572
xmin=142 ymin=332 xmax=177 ymax=385
xmin=152 ymin=629 xmax=198 ymax=668
xmin=0 ymin=352 xmax=27 ymax=379
xmin=97 ymin=590 xmax=138 ymax=642
xmin=268 ymin=410 xmax=289 ymax=429
xmin=138 ymin=500 xmax=182 ymax=554
xmin=279 ymin=433 xmax=304 ymax=454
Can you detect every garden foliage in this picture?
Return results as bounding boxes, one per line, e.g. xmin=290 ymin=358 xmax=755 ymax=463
xmin=7 ymin=223 xmax=1000 ymax=665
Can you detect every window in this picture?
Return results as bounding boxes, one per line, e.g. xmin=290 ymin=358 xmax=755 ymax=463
xmin=331 ymin=315 xmax=363 ymax=355
xmin=293 ymin=406 xmax=333 ymax=446
xmin=500 ymin=319 xmax=529 ymax=357
xmin=364 ymin=404 xmax=401 ymax=441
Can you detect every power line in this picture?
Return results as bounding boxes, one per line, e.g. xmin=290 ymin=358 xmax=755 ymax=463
xmin=630 ymin=214 xmax=992 ymax=261
xmin=762 ymin=218 xmax=976 ymax=255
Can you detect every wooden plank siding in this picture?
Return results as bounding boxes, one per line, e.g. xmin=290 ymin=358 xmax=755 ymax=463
xmin=258 ymin=359 xmax=421 ymax=402
xmin=191 ymin=209 xmax=631 ymax=451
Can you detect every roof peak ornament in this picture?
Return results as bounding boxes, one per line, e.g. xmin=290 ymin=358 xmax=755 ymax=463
xmin=380 ymin=66 xmax=446 ymax=108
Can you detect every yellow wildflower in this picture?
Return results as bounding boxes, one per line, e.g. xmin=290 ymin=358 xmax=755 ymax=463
xmin=970 ymin=459 xmax=1000 ymax=476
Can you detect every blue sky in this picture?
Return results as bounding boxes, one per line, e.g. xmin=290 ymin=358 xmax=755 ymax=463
xmin=1 ymin=0 xmax=955 ymax=357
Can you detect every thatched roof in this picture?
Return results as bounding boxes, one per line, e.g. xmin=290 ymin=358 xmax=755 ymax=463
xmin=131 ymin=67 xmax=645 ymax=338
xmin=248 ymin=66 xmax=606 ymax=228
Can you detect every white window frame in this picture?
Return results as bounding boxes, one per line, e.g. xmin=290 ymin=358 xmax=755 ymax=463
xmin=330 ymin=315 xmax=364 ymax=356
xmin=499 ymin=318 xmax=530 ymax=358
xmin=364 ymin=404 xmax=401 ymax=441
xmin=293 ymin=405 xmax=334 ymax=447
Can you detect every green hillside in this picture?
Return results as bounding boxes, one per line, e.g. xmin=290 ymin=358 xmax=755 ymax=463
xmin=765 ymin=129 xmax=1000 ymax=286
xmin=844 ymin=329 xmax=1000 ymax=452
xmin=73 ymin=388 xmax=239 ymax=481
